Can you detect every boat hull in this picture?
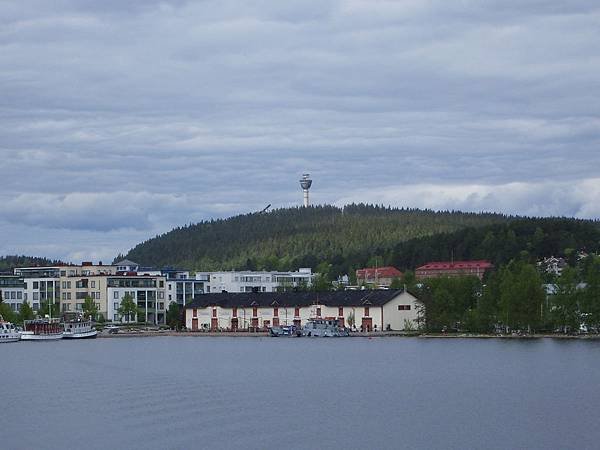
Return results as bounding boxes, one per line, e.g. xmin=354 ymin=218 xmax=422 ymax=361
xmin=63 ymin=330 xmax=98 ymax=339
xmin=20 ymin=332 xmax=64 ymax=341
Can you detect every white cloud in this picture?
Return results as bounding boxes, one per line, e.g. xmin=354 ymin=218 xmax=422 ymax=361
xmin=1 ymin=0 xmax=600 ymax=260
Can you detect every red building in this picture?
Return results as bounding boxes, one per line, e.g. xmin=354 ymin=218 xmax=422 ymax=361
xmin=356 ymin=266 xmax=403 ymax=286
xmin=415 ymin=260 xmax=493 ymax=280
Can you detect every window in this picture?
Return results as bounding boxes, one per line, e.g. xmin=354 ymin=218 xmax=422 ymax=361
xmin=338 ymin=307 xmax=343 ymax=316
xmin=316 ymin=307 xmax=321 ymax=316
xmin=114 ymin=302 xmax=119 ymax=310
xmin=10 ymin=291 xmax=16 ymax=299
xmin=159 ymin=302 xmax=164 ymax=310
xmin=33 ymin=292 xmax=39 ymax=301
xmin=76 ymin=304 xmax=83 ymax=311
xmin=62 ymin=281 xmax=67 ymax=289
xmin=114 ymin=314 xmax=119 ymax=321
xmin=33 ymin=281 xmax=39 ymax=289
xmin=33 ymin=303 xmax=39 ymax=310
xmin=159 ymin=281 xmax=164 ymax=288
xmin=91 ymin=281 xmax=96 ymax=288
xmin=364 ymin=307 xmax=370 ymax=316
xmin=168 ymin=294 xmax=172 ymax=301
xmin=17 ymin=291 xmax=22 ymax=299
xmin=114 ymin=292 xmax=119 ymax=299
xmin=62 ymin=292 xmax=67 ymax=300
xmin=398 ymin=305 xmax=411 ymax=311
xmin=67 ymin=292 xmax=71 ymax=300
xmin=158 ymin=292 xmax=164 ymax=299
xmin=168 ymin=284 xmax=172 ymax=290
xmin=294 ymin=307 xmax=300 ymax=317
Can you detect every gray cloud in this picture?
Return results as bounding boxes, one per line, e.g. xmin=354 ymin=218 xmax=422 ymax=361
xmin=1 ymin=0 xmax=599 ymax=261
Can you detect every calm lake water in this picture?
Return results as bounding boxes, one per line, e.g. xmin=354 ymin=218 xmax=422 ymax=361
xmin=2 ymin=336 xmax=600 ymax=450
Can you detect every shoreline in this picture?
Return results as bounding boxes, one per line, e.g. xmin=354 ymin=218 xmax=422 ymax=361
xmin=96 ymin=330 xmax=600 ymax=339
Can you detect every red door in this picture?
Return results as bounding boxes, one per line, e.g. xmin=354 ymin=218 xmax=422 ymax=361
xmin=192 ymin=318 xmax=198 ymax=331
xmin=362 ymin=317 xmax=373 ymax=332
xmin=231 ymin=318 xmax=238 ymax=331
xmin=211 ymin=318 xmax=218 ymax=331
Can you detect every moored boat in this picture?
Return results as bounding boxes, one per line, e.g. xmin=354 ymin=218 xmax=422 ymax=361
xmin=301 ymin=318 xmax=349 ymax=337
xmin=0 ymin=316 xmax=21 ymax=343
xmin=63 ymin=318 xmax=98 ymax=339
xmin=21 ymin=318 xmax=63 ymax=341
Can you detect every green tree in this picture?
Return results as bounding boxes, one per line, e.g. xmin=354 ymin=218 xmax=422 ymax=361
xmin=389 ymin=277 xmax=403 ymax=289
xmin=581 ymin=256 xmax=600 ymax=330
xmin=166 ymin=302 xmax=181 ymax=330
xmin=499 ymin=261 xmax=545 ymax=333
xmin=312 ymin=274 xmax=332 ymax=292
xmin=18 ymin=300 xmax=34 ymax=323
xmin=39 ymin=298 xmax=60 ymax=318
xmin=551 ymin=266 xmax=581 ymax=333
xmin=0 ymin=293 xmax=17 ymax=323
xmin=117 ymin=293 xmax=138 ymax=323
xmin=83 ymin=296 xmax=99 ymax=321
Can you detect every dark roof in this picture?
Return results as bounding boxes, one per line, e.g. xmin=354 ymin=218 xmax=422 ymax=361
xmin=186 ymin=289 xmax=416 ymax=309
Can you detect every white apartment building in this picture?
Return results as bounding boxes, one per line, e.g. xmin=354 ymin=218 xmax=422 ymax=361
xmin=14 ymin=266 xmax=62 ymax=311
xmin=107 ymin=275 xmax=167 ymax=324
xmin=0 ymin=275 xmax=26 ymax=313
xmin=202 ymin=268 xmax=314 ymax=294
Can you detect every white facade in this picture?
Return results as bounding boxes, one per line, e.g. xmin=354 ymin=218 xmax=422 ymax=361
xmin=203 ymin=268 xmax=314 ymax=294
xmin=107 ymin=276 xmax=167 ymax=324
xmin=0 ymin=276 xmax=26 ymax=313
xmin=185 ymin=290 xmax=420 ymax=332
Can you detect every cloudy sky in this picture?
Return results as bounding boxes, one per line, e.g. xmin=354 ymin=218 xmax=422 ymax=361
xmin=1 ymin=0 xmax=600 ymax=262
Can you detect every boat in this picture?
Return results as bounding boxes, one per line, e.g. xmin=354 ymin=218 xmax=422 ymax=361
xmin=269 ymin=325 xmax=298 ymax=337
xmin=301 ymin=318 xmax=349 ymax=337
xmin=0 ymin=316 xmax=21 ymax=343
xmin=21 ymin=318 xmax=64 ymax=341
xmin=63 ymin=318 xmax=98 ymax=339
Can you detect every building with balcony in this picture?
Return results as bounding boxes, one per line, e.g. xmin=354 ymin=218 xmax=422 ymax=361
xmin=107 ymin=275 xmax=167 ymax=324
xmin=0 ymin=275 xmax=26 ymax=313
xmin=202 ymin=268 xmax=314 ymax=294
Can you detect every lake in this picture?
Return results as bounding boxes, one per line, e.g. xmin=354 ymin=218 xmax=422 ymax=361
xmin=2 ymin=336 xmax=600 ymax=450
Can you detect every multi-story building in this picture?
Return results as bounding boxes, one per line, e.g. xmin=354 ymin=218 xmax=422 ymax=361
xmin=163 ymin=269 xmax=208 ymax=307
xmin=415 ymin=260 xmax=493 ymax=280
xmin=184 ymin=289 xmax=421 ymax=332
xmin=14 ymin=266 xmax=62 ymax=311
xmin=356 ymin=266 xmax=403 ymax=287
xmin=59 ymin=262 xmax=117 ymax=318
xmin=202 ymin=268 xmax=314 ymax=294
xmin=107 ymin=274 xmax=167 ymax=324
xmin=0 ymin=275 xmax=26 ymax=313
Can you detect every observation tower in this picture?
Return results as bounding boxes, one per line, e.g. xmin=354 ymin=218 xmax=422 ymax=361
xmin=299 ymin=174 xmax=312 ymax=207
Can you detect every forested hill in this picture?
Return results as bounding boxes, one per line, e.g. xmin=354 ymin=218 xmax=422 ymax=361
xmin=121 ymin=204 xmax=511 ymax=275
xmin=388 ymin=218 xmax=600 ymax=271
xmin=0 ymin=255 xmax=66 ymax=272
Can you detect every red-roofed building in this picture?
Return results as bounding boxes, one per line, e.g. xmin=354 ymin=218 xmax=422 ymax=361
xmin=356 ymin=266 xmax=403 ymax=287
xmin=415 ymin=260 xmax=493 ymax=280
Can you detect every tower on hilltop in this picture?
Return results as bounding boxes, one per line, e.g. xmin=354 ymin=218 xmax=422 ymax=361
xmin=299 ymin=174 xmax=312 ymax=207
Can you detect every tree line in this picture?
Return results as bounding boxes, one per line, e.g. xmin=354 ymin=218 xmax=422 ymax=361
xmin=412 ymin=253 xmax=600 ymax=334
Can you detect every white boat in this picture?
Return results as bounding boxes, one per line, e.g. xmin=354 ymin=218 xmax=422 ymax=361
xmin=21 ymin=318 xmax=64 ymax=341
xmin=63 ymin=318 xmax=98 ymax=339
xmin=0 ymin=317 xmax=21 ymax=343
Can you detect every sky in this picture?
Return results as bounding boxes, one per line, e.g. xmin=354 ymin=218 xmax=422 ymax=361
xmin=1 ymin=0 xmax=600 ymax=263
